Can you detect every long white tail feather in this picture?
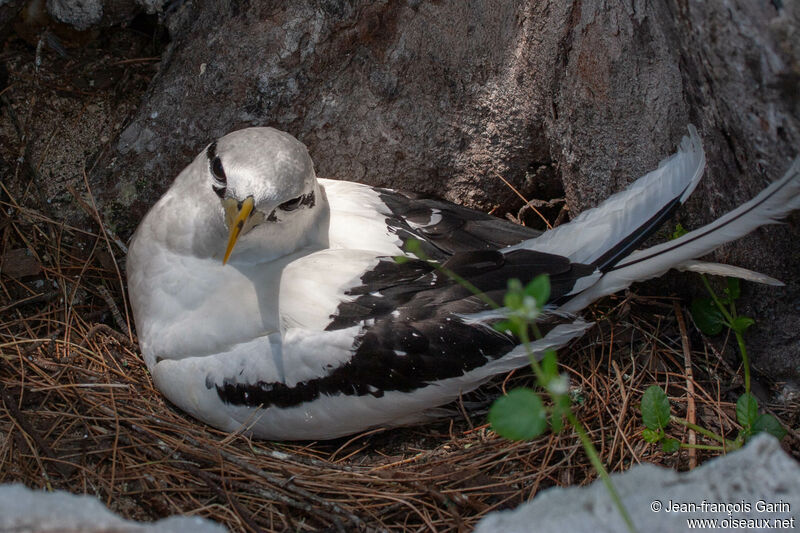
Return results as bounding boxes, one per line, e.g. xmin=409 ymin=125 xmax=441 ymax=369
xmin=559 ymin=157 xmax=800 ymax=314
xmin=676 ymin=260 xmax=785 ymax=286
xmin=509 ymin=125 xmax=705 ymax=264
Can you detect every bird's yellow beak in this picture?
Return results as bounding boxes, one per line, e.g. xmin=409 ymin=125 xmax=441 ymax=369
xmin=223 ymin=196 xmax=255 ymax=264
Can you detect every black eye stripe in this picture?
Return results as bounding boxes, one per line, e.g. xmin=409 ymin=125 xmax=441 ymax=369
xmin=206 ymin=141 xmax=227 ymax=198
xmin=278 ymin=191 xmax=315 ymax=212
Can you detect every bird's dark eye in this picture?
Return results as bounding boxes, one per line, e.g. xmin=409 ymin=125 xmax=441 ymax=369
xmin=206 ymin=141 xmax=226 ymax=199
xmin=278 ymin=191 xmax=315 ymax=212
xmin=279 ymin=196 xmax=303 ymax=211
xmin=211 ymin=156 xmax=226 ymax=184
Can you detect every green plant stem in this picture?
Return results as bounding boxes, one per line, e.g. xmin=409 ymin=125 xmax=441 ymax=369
xmin=700 ymin=275 xmax=751 ymax=393
xmin=672 ymin=416 xmax=726 ymax=445
xmin=566 ymin=411 xmax=636 ymax=533
xmin=700 ymin=275 xmax=735 ymax=324
xmin=522 ymin=326 xmax=633 ymax=531
xmin=734 ymin=330 xmax=751 ymax=393
xmin=729 ymin=301 xmax=751 ymax=393
xmin=517 ymin=327 xmax=544 ymax=377
xmin=521 ymin=326 xmax=634 ymax=531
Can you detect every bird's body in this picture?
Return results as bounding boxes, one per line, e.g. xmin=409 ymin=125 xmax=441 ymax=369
xmin=127 ymin=127 xmax=800 ymax=440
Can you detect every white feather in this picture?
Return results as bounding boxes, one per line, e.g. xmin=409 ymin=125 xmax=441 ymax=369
xmin=279 ymin=249 xmax=381 ymax=331
xmin=675 ymin=260 xmax=784 ymax=286
xmin=319 ymin=178 xmax=405 ymax=255
xmin=560 ymin=157 xmax=800 ymax=314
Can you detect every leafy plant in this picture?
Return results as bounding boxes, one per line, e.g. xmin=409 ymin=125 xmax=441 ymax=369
xmin=640 ymin=385 xmax=785 ymax=453
xmin=397 ymin=240 xmax=636 ymax=533
xmin=640 ymin=240 xmax=786 ymax=453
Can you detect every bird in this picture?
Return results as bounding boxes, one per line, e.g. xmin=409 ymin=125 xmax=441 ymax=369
xmin=126 ymin=126 xmax=800 ymax=440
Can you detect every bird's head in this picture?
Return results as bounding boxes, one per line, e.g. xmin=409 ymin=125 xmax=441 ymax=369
xmin=203 ymin=128 xmax=321 ymax=264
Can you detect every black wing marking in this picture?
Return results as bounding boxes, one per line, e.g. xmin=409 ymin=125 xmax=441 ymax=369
xmin=215 ymin=248 xmax=596 ymax=409
xmin=327 ymin=249 xmax=595 ymax=330
xmin=376 ymin=188 xmax=542 ymax=259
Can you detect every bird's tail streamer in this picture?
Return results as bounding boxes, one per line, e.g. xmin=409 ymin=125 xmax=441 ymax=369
xmin=559 ymin=156 xmax=800 ymax=313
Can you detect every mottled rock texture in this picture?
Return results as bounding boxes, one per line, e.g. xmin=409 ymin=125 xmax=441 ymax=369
xmin=0 ymin=483 xmax=226 ymax=532
xmin=45 ymin=0 xmax=169 ymax=29
xmin=475 ymin=435 xmax=800 ymax=533
xmin=82 ymin=1 xmax=797 ymax=380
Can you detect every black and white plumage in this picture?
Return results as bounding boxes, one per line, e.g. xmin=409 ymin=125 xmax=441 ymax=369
xmin=126 ymin=126 xmax=800 ymax=440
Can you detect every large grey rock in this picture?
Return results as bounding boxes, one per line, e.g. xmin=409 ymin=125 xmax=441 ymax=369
xmin=95 ymin=1 xmax=563 ymax=230
xmin=84 ymin=0 xmax=799 ymax=382
xmin=475 ymin=435 xmax=799 ymax=533
xmin=0 ymin=483 xmax=226 ymax=532
xmin=46 ymin=0 xmax=104 ymax=30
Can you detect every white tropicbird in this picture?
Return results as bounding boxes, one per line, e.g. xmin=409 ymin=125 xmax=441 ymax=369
xmin=126 ymin=126 xmax=800 ymax=440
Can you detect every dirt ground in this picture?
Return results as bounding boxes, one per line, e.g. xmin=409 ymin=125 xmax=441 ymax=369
xmin=1 ymin=15 xmax=798 ymax=533
xmin=0 ymin=12 xmax=163 ymax=218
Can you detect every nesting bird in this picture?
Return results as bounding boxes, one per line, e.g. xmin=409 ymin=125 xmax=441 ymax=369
xmin=126 ymin=127 xmax=800 ymax=440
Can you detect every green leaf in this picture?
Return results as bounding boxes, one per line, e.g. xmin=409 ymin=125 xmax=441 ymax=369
xmin=507 ymin=278 xmax=524 ymax=294
xmin=493 ymin=320 xmax=514 ymax=334
xmin=550 ymin=415 xmax=563 ymax=434
xmin=736 ymin=393 xmax=759 ymax=427
xmin=690 ymin=297 xmax=725 ymax=336
xmin=672 ymin=223 xmax=688 ymax=240
xmin=752 ymin=414 xmax=787 ymax=440
xmin=661 ymin=438 xmax=681 ymax=453
xmin=489 ymin=388 xmax=547 ymax=441
xmin=725 ymin=277 xmax=741 ymax=300
xmin=730 ymin=316 xmax=755 ymax=334
xmin=393 ymin=255 xmax=410 ymax=264
xmin=542 ymin=349 xmax=558 ymax=380
xmin=525 ymin=275 xmax=550 ymax=308
xmin=642 ymin=428 xmax=660 ymax=443
xmin=641 ymin=386 xmax=671 ymax=430
xmin=504 ymin=290 xmax=523 ymax=311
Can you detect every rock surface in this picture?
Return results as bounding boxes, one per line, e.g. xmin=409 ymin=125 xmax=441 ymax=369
xmin=45 ymin=0 xmax=169 ymax=30
xmin=83 ymin=0 xmax=799 ymax=382
xmin=0 ymin=483 xmax=226 ymax=532
xmin=475 ymin=435 xmax=800 ymax=533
